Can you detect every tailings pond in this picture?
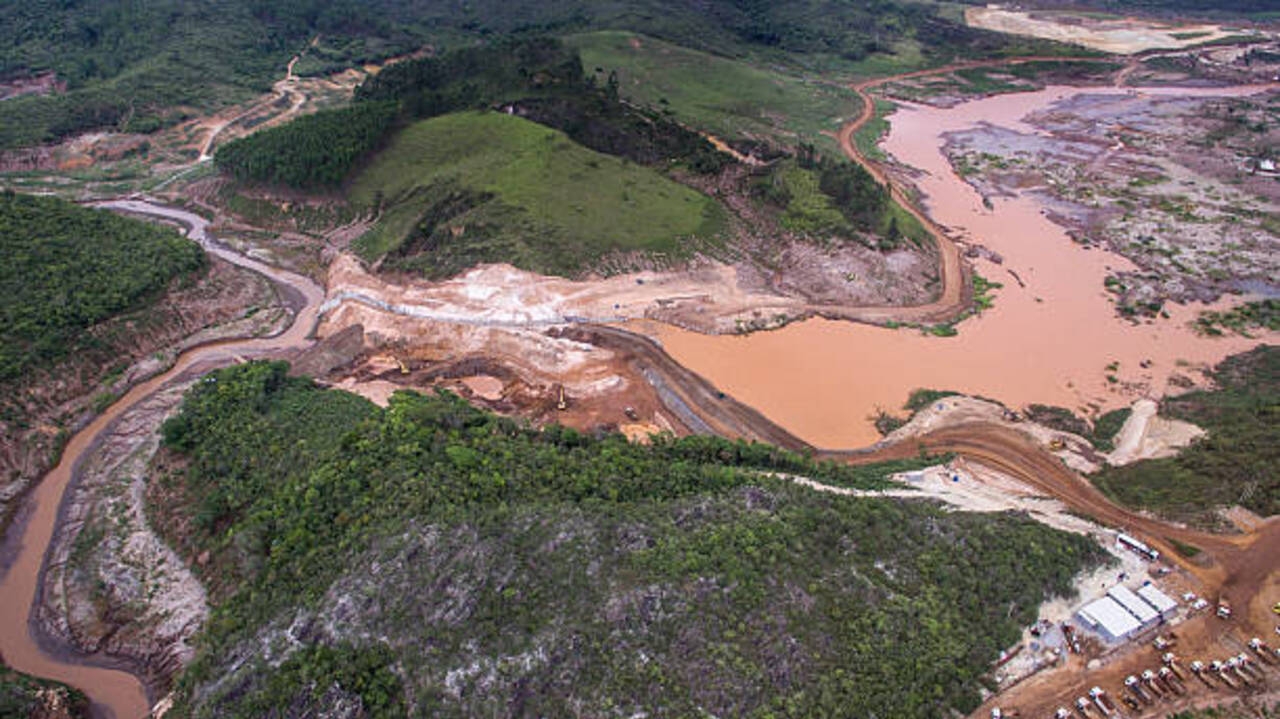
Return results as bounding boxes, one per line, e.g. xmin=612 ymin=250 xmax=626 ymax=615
xmin=653 ymin=84 xmax=1275 ymax=448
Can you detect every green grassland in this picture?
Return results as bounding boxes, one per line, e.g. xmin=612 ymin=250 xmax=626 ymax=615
xmin=350 ymin=111 xmax=726 ymax=278
xmin=155 ymin=361 xmax=1106 ymax=718
xmin=1091 ymin=346 xmax=1278 ymax=528
xmin=570 ymin=31 xmax=862 ymax=154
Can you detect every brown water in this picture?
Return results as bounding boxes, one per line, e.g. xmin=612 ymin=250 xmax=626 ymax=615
xmin=654 ymin=85 xmax=1275 ymax=449
xmin=0 ymin=202 xmax=323 ymax=719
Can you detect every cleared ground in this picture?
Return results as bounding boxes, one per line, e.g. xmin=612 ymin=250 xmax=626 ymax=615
xmin=966 ymin=8 xmax=1246 ymax=55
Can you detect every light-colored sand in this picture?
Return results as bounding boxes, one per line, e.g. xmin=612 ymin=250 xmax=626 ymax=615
xmin=966 ymin=8 xmax=1241 ymax=55
xmin=1107 ymin=398 xmax=1205 ymax=466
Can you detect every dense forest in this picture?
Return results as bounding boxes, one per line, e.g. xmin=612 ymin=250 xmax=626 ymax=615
xmin=0 ymin=192 xmax=206 ymax=382
xmin=1092 ymin=345 xmax=1278 ymax=526
xmin=215 ymin=38 xmax=727 ymax=189
xmin=214 ymin=101 xmax=397 ymax=187
xmin=154 ymin=361 xmax=1106 ymax=718
xmin=1 ymin=0 xmax=1082 ymax=150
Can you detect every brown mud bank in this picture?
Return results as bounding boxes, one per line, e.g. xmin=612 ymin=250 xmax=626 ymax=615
xmin=653 ymin=84 xmax=1276 ymax=449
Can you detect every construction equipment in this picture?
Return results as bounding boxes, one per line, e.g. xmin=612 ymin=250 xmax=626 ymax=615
xmin=1141 ymin=669 xmax=1167 ymax=699
xmin=1088 ymin=687 xmax=1115 ymax=717
xmin=1158 ymin=667 xmax=1186 ymax=695
xmin=1211 ymin=660 xmax=1240 ymax=689
xmin=1074 ymin=697 xmax=1094 ymax=718
xmin=556 ymin=386 xmax=568 ymax=411
xmin=1190 ymin=660 xmax=1217 ymax=688
xmin=1234 ymin=653 xmax=1263 ymax=680
xmin=623 ymin=406 xmax=639 ymax=421
xmin=1249 ymin=637 xmax=1278 ymax=664
xmin=1162 ymin=652 xmax=1186 ymax=680
xmin=1124 ymin=675 xmax=1152 ymax=705
xmin=1048 ymin=438 xmax=1066 ymax=451
xmin=1217 ymin=599 xmax=1233 ymax=619
xmin=1225 ymin=656 xmax=1254 ymax=684
xmin=396 ymin=357 xmax=409 ymax=374
xmin=1153 ymin=634 xmax=1178 ymax=650
xmin=1120 ymin=695 xmax=1140 ymax=711
xmin=1055 ymin=708 xmax=1071 ymax=719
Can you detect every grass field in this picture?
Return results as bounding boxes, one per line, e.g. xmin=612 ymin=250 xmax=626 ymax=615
xmin=569 ymin=31 xmax=862 ymax=155
xmin=350 ymin=111 xmax=726 ymax=277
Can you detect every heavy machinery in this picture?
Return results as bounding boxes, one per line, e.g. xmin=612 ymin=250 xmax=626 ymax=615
xmin=1162 ymin=652 xmax=1187 ymax=681
xmin=556 ymin=386 xmax=568 ymax=411
xmin=1074 ymin=697 xmax=1094 ymax=718
xmin=1158 ymin=667 xmax=1186 ymax=695
xmin=1124 ymin=675 xmax=1152 ymax=705
xmin=1235 ymin=653 xmax=1263 ymax=680
xmin=1141 ymin=669 xmax=1167 ymax=699
xmin=1190 ymin=660 xmax=1217 ymax=688
xmin=1055 ymin=708 xmax=1071 ymax=719
xmin=1211 ymin=660 xmax=1240 ymax=689
xmin=1249 ymin=637 xmax=1278 ymax=665
xmin=1225 ymin=656 xmax=1254 ymax=684
xmin=1217 ymin=600 xmax=1233 ymax=619
xmin=1088 ymin=687 xmax=1115 ymax=717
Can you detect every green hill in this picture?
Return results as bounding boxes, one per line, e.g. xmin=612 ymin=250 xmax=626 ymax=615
xmin=155 ymin=361 xmax=1107 ymax=718
xmin=350 ymin=111 xmax=726 ymax=278
xmin=570 ymin=31 xmax=863 ymax=154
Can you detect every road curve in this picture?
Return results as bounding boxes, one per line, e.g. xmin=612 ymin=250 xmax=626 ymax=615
xmin=830 ymin=56 xmax=1132 ymax=325
xmin=0 ymin=200 xmax=323 ymax=719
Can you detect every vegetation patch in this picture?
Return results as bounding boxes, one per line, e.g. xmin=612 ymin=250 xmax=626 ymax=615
xmin=350 ymin=111 xmax=725 ymax=278
xmin=214 ymin=102 xmax=396 ymax=188
xmin=1091 ymin=346 xmax=1279 ymax=527
xmin=0 ymin=666 xmax=89 ymax=719
xmin=1194 ymin=299 xmax=1279 ymax=338
xmin=570 ymin=31 xmax=862 ymax=154
xmin=0 ymin=192 xmax=206 ymax=382
xmin=157 ymin=361 xmax=1105 ymax=718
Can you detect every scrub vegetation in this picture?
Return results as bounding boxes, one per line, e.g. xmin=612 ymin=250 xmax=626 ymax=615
xmin=153 ymin=361 xmax=1105 ymax=718
xmin=0 ymin=191 xmax=205 ymax=382
xmin=0 ymin=667 xmax=89 ymax=719
xmin=1091 ymin=346 xmax=1279 ymax=526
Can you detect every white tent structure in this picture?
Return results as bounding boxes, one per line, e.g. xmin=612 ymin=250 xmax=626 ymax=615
xmin=1078 ymin=597 xmax=1141 ymax=641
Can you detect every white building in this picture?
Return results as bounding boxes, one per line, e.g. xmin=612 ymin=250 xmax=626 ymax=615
xmin=1109 ymin=585 xmax=1160 ymax=627
xmin=1078 ymin=597 xmax=1142 ymax=641
xmin=1137 ymin=584 xmax=1178 ymax=620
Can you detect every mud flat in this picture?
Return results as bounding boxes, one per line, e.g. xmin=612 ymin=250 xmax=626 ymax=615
xmin=651 ymin=85 xmax=1275 ymax=449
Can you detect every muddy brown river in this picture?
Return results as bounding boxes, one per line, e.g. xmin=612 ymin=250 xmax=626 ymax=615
xmin=655 ymin=84 xmax=1275 ymax=448
xmin=0 ymin=202 xmax=323 ymax=718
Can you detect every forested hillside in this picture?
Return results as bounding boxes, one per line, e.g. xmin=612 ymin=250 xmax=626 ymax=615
xmin=0 ymin=192 xmax=206 ymax=382
xmin=153 ymin=361 xmax=1106 ymax=718
xmin=1 ymin=0 xmax=1081 ymax=150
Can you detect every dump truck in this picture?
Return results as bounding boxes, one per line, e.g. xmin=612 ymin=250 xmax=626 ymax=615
xmin=1159 ymin=667 xmax=1186 ymax=695
xmin=1141 ymin=669 xmax=1167 ymax=698
xmin=1211 ymin=660 xmax=1240 ymax=689
xmin=1162 ymin=652 xmax=1186 ymax=680
xmin=1249 ymin=637 xmax=1278 ymax=665
xmin=1124 ymin=675 xmax=1153 ymax=705
xmin=1088 ymin=687 xmax=1115 ymax=717
xmin=1190 ymin=660 xmax=1217 ymax=688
